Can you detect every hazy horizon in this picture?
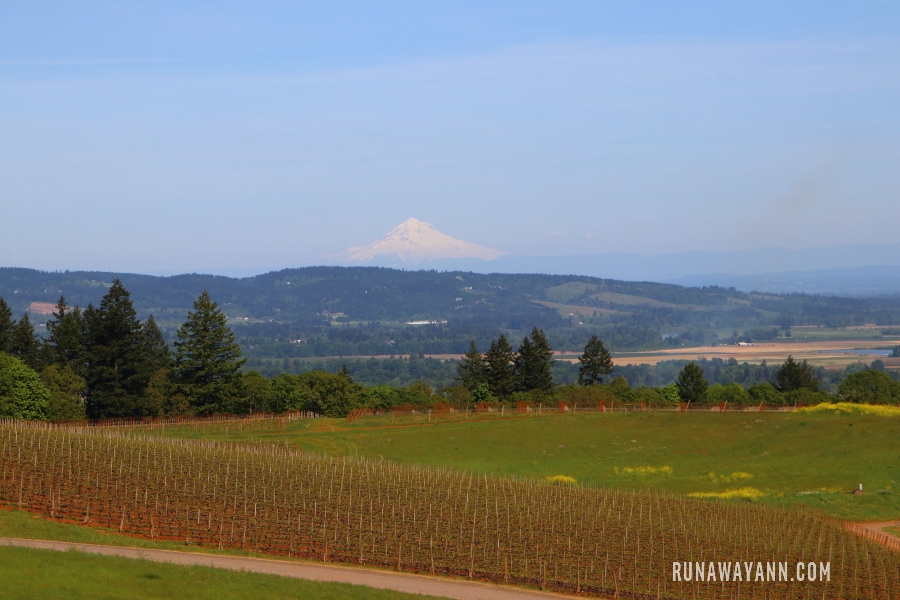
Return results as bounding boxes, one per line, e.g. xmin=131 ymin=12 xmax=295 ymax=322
xmin=2 ymin=3 xmax=899 ymax=274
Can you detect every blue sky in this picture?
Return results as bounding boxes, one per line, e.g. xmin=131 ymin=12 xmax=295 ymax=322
xmin=1 ymin=2 xmax=898 ymax=274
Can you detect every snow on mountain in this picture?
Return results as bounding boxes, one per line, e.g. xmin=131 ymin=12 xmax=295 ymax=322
xmin=328 ymin=218 xmax=506 ymax=264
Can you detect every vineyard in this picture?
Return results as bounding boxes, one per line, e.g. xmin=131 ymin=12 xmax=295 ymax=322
xmin=1 ymin=420 xmax=898 ymax=599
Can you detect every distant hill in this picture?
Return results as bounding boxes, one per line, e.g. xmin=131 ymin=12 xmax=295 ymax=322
xmin=3 ymin=266 xmax=900 ymax=363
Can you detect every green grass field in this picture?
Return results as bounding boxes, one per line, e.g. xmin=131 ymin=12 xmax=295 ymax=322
xmin=164 ymin=411 xmax=900 ymax=521
xmin=0 ymin=545 xmax=432 ymax=600
xmin=0 ymin=509 xmax=435 ymax=600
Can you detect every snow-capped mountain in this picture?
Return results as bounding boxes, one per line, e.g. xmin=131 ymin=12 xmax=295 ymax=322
xmin=328 ymin=218 xmax=506 ymax=264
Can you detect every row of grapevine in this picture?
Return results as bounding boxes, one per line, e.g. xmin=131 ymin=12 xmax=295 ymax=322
xmin=0 ymin=420 xmax=896 ymax=599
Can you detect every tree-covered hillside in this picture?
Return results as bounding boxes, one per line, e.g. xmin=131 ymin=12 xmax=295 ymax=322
xmin=2 ymin=266 xmax=900 ymax=359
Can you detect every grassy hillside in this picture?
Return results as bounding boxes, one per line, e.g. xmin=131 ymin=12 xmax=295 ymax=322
xmin=3 ymin=266 xmax=900 ymax=364
xmin=164 ymin=410 xmax=900 ymax=521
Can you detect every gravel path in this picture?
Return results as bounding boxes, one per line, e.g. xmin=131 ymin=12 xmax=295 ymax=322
xmin=0 ymin=537 xmax=573 ymax=600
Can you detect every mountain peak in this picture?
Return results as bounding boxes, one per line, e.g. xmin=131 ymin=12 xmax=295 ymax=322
xmin=328 ymin=218 xmax=506 ymax=264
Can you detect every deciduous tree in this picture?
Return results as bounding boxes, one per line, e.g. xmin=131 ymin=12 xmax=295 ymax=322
xmin=0 ymin=353 xmax=50 ymax=420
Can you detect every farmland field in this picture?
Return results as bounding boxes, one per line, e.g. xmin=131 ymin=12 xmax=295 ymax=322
xmin=163 ymin=411 xmax=900 ymax=522
xmin=4 ymin=418 xmax=897 ymax=599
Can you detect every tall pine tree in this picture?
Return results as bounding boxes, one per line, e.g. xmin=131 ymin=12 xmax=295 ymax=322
xmin=0 ymin=298 xmax=13 ymax=353
xmin=515 ymin=327 xmax=554 ymax=392
xmin=484 ymin=334 xmax=516 ymax=399
xmin=172 ymin=291 xmax=245 ymax=415
xmin=578 ymin=335 xmax=613 ymax=385
xmin=83 ymin=280 xmax=155 ymax=418
xmin=44 ymin=296 xmax=84 ymax=369
xmin=9 ymin=313 xmax=41 ymax=370
xmin=457 ymin=340 xmax=487 ymax=390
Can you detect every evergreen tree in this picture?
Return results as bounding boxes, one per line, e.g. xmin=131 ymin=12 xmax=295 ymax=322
xmin=143 ymin=315 xmax=170 ymax=371
xmin=9 ymin=313 xmax=41 ymax=370
xmin=44 ymin=296 xmax=84 ymax=369
xmin=457 ymin=340 xmax=487 ymax=390
xmin=0 ymin=298 xmax=13 ymax=353
xmin=774 ymin=355 xmax=818 ymax=392
xmin=172 ymin=291 xmax=246 ymax=415
xmin=484 ymin=334 xmax=516 ymax=399
xmin=676 ymin=363 xmax=708 ymax=403
xmin=82 ymin=280 xmax=155 ymax=418
xmin=578 ymin=335 xmax=613 ymax=385
xmin=515 ymin=327 xmax=554 ymax=392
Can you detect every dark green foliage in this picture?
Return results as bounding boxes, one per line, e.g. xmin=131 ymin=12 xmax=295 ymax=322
xmin=7 ymin=266 xmax=900 ymax=364
xmin=266 ymin=370 xmax=363 ymax=417
xmin=9 ymin=314 xmax=41 ymax=370
xmin=775 ymin=355 xmax=819 ymax=392
xmin=606 ymin=376 xmax=634 ymax=403
xmin=82 ymin=280 xmax=155 ymax=419
xmin=457 ymin=340 xmax=487 ymax=390
xmin=676 ymin=363 xmax=708 ymax=403
xmin=515 ymin=327 xmax=554 ymax=393
xmin=0 ymin=353 xmax=50 ymax=420
xmin=39 ymin=363 xmax=86 ymax=420
xmin=238 ymin=370 xmax=271 ymax=414
xmin=142 ymin=315 xmax=170 ymax=372
xmin=747 ymin=383 xmax=785 ymax=405
xmin=484 ymin=334 xmax=516 ymax=399
xmin=172 ymin=291 xmax=246 ymax=415
xmin=578 ymin=335 xmax=613 ymax=385
xmin=839 ymin=370 xmax=900 ymax=404
xmin=44 ymin=297 xmax=84 ymax=369
xmin=0 ymin=299 xmax=12 ymax=353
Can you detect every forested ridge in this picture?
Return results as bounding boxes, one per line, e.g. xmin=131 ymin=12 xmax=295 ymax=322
xmin=3 ymin=266 xmax=900 ymax=361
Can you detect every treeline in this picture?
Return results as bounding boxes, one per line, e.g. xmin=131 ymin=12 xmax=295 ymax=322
xmin=0 ymin=281 xmax=245 ymax=420
xmin=5 ymin=266 xmax=900 ymax=363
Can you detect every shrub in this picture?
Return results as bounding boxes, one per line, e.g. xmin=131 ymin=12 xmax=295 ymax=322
xmin=0 ymin=353 xmax=50 ymax=420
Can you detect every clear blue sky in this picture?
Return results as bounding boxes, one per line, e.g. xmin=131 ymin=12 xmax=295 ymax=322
xmin=2 ymin=2 xmax=898 ymax=274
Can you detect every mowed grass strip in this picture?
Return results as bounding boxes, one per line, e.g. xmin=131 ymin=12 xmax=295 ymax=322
xmin=0 ymin=545 xmax=434 ymax=600
xmin=166 ymin=411 xmax=900 ymax=521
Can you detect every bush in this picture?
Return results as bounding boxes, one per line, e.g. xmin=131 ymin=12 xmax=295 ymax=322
xmin=0 ymin=353 xmax=50 ymax=420
xmin=707 ymin=383 xmax=750 ymax=405
xmin=747 ymin=383 xmax=785 ymax=406
xmin=839 ymin=370 xmax=900 ymax=405
xmin=39 ymin=363 xmax=87 ymax=421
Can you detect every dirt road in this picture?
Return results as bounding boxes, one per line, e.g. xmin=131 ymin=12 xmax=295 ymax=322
xmin=0 ymin=537 xmax=572 ymax=600
xmin=846 ymin=521 xmax=900 ymax=551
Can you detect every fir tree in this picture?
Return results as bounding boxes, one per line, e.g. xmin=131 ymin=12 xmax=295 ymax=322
xmin=172 ymin=291 xmax=246 ymax=415
xmin=0 ymin=298 xmax=13 ymax=353
xmin=578 ymin=335 xmax=613 ymax=385
xmin=774 ymin=355 xmax=818 ymax=392
xmin=82 ymin=280 xmax=155 ymax=418
xmin=44 ymin=296 xmax=84 ymax=369
xmin=515 ymin=327 xmax=554 ymax=392
xmin=143 ymin=315 xmax=170 ymax=371
xmin=457 ymin=340 xmax=487 ymax=390
xmin=676 ymin=363 xmax=708 ymax=403
xmin=484 ymin=334 xmax=516 ymax=399
xmin=9 ymin=313 xmax=41 ymax=370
